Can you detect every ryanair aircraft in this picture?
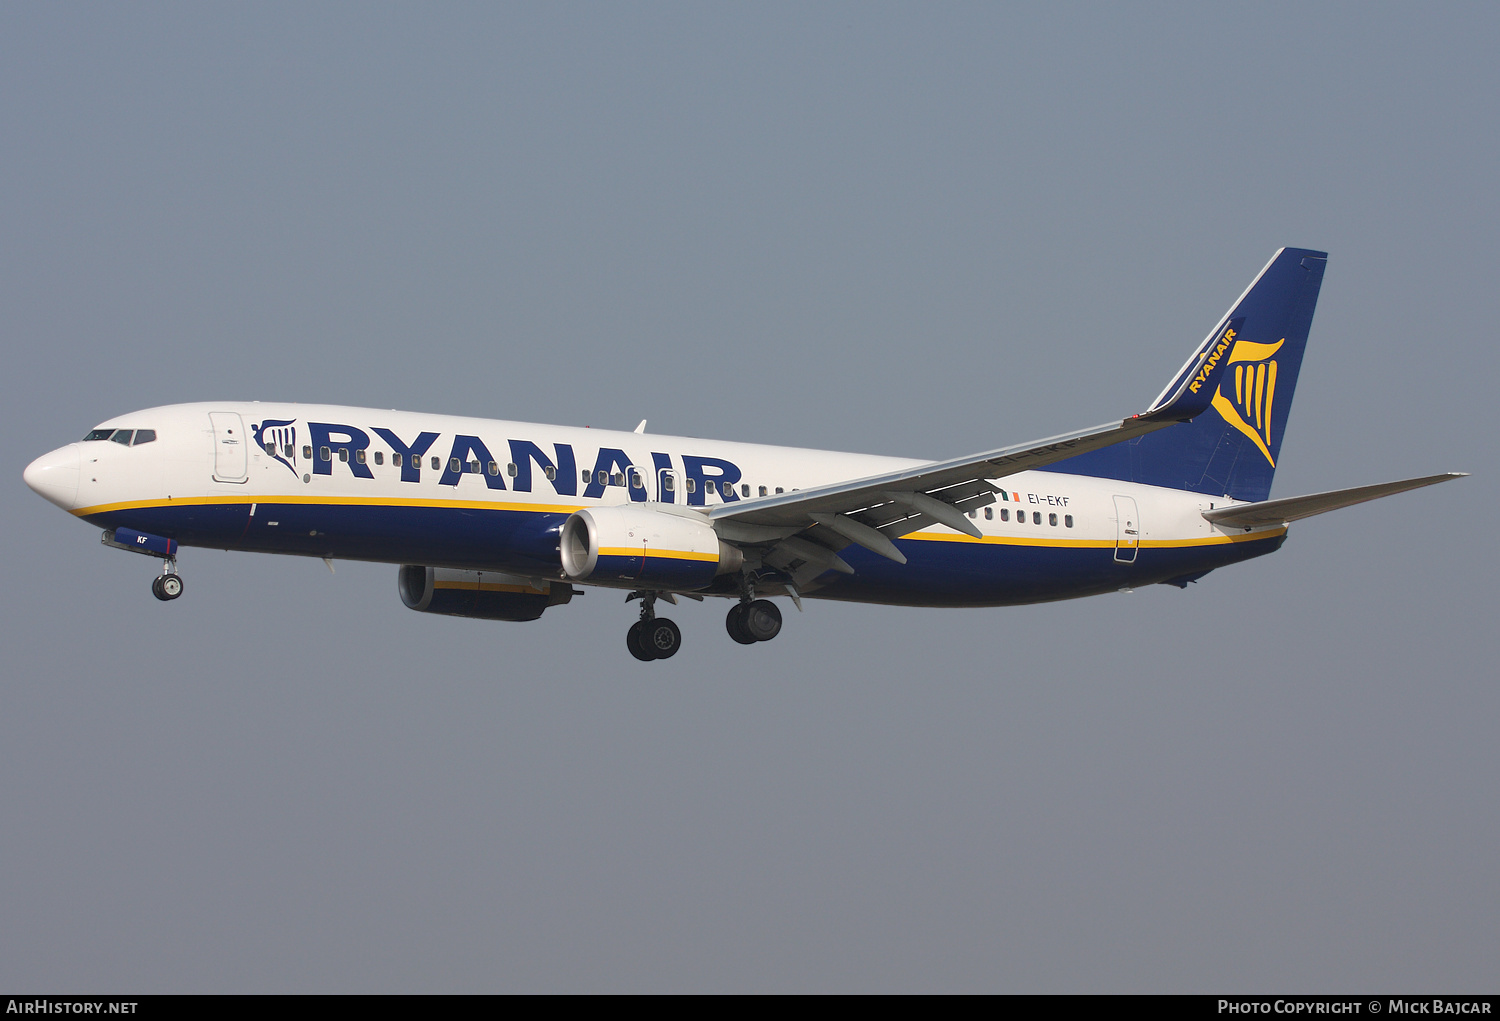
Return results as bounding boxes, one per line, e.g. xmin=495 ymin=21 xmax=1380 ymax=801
xmin=23 ymin=248 xmax=1464 ymax=661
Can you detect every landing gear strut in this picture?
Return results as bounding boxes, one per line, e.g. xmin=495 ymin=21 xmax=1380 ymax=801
xmin=625 ymin=591 xmax=681 ymax=662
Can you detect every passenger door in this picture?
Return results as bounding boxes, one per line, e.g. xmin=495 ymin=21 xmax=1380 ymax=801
xmin=1113 ymin=495 xmax=1140 ymax=563
xmin=209 ymin=412 xmax=248 ymax=483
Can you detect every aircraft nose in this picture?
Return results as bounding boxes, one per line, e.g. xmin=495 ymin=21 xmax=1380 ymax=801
xmin=24 ymin=443 xmax=81 ymax=510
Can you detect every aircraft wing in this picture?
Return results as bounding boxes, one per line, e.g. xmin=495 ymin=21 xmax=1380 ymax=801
xmin=1201 ymin=473 xmax=1468 ymax=528
xmin=706 ymin=306 xmax=1247 ymax=579
xmin=710 ymin=415 xmax=1167 ymax=541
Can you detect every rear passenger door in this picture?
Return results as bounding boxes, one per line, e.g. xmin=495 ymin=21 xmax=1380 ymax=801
xmin=1113 ymin=495 xmax=1140 ymax=563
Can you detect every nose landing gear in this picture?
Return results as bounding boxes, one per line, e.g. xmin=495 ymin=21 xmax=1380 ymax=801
xmin=101 ymin=529 xmax=185 ymax=602
xmin=625 ymin=591 xmax=681 ymax=661
xmin=150 ymin=564 xmax=184 ymax=601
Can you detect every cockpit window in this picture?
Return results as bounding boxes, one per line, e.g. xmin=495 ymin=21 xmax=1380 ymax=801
xmin=111 ymin=430 xmax=134 ymax=445
xmin=133 ymin=429 xmax=156 ymax=445
xmin=84 ymin=429 xmax=114 ymax=441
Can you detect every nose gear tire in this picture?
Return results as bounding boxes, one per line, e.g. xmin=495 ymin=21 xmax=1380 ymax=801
xmin=152 ymin=575 xmax=184 ymax=601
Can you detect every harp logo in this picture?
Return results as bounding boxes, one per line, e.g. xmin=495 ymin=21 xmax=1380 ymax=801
xmin=1209 ymin=336 xmax=1285 ymax=466
xmin=251 ymin=419 xmax=300 ymax=478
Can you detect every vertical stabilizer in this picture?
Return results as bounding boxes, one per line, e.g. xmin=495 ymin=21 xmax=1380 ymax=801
xmin=1047 ymin=248 xmax=1327 ymax=502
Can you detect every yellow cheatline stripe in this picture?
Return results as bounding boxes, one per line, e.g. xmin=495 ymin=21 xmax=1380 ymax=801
xmin=899 ymin=527 xmax=1285 ymax=549
xmin=72 ymin=494 xmax=587 ymax=517
xmin=433 ymin=581 xmax=546 ymax=594
xmin=598 ymin=546 xmax=719 ymax=562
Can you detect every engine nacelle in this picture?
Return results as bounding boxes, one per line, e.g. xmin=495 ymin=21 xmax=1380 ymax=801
xmin=398 ymin=566 xmax=573 ymax=622
xmin=559 ymin=505 xmax=743 ymax=590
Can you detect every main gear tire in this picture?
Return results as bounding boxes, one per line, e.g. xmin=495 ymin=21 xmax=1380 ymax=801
xmin=627 ymin=620 xmax=656 ymax=661
xmin=645 ymin=617 xmax=682 ymax=659
xmin=742 ymin=599 xmax=781 ymax=642
xmin=726 ymin=603 xmax=757 ymax=645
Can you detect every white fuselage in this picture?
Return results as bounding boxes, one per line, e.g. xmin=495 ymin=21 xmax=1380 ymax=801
xmin=26 ymin=401 xmax=1283 ymax=608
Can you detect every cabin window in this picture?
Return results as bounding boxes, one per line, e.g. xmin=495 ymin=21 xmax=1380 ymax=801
xmin=507 ymin=462 xmax=518 ymax=477
xmin=280 ymin=443 xmax=291 ymax=457
xmin=662 ymin=473 xmax=675 ymax=492
xmin=83 ymin=429 xmax=114 ymax=441
xmin=1000 ymin=508 xmax=1009 ymax=522
xmin=1065 ymin=515 xmax=1074 ymax=528
xmin=759 ymin=485 xmax=768 ymax=497
xmin=303 ymin=446 xmax=313 ymax=460
xmin=775 ymin=487 xmax=784 ymax=494
xmin=374 ymin=451 xmax=384 ymax=465
xmin=596 ymin=470 xmax=608 ymax=485
xmin=1033 ymin=511 xmax=1041 ymax=524
xmin=612 ymin=472 xmax=626 ymax=486
xmin=544 ymin=466 xmax=556 ymax=481
xmin=984 ymin=507 xmax=993 ymax=520
xmin=741 ymin=484 xmax=750 ymax=498
xmin=1049 ymin=513 xmax=1057 ymax=526
xmin=393 ymin=453 xmax=403 ymax=468
xmin=968 ymin=509 xmax=976 ymax=518
xmin=636 ymin=471 xmax=649 ymax=490
xmin=320 ymin=446 xmax=331 ymax=462
xmin=686 ymin=478 xmax=697 ymax=493
xmin=449 ymin=457 xmax=461 ymax=472
xmin=488 ymin=461 xmax=499 ymax=476
xmin=339 ymin=448 xmax=349 ymax=462
xmin=355 ymin=449 xmax=366 ymax=464
xmin=582 ymin=469 xmax=591 ymax=483
xmin=431 ymin=456 xmax=441 ymax=470
xmin=111 ymin=430 xmax=133 ymax=445
xmin=705 ymin=480 xmax=717 ymax=495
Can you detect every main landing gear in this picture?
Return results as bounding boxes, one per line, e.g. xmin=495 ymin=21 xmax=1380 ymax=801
xmin=726 ymin=599 xmax=781 ymax=645
xmin=151 ymin=562 xmax=184 ymax=602
xmin=625 ymin=591 xmax=681 ymax=662
xmin=622 ymin=583 xmax=787 ymax=662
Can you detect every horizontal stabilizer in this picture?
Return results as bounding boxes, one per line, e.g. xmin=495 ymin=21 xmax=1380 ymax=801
xmin=1202 ymin=473 xmax=1467 ymax=528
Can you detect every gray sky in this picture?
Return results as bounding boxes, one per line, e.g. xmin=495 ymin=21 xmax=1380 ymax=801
xmin=2 ymin=2 xmax=1495 ymax=992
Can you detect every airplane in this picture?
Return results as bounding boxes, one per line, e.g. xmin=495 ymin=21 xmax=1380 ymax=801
xmin=23 ymin=247 xmax=1465 ymax=661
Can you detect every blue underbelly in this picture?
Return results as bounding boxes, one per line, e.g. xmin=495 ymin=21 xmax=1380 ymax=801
xmin=83 ymin=501 xmax=1285 ymax=607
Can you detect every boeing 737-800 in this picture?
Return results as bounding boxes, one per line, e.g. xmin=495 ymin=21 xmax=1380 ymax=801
xmin=23 ymin=248 xmax=1464 ymax=660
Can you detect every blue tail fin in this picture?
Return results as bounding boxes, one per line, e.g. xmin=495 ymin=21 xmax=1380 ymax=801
xmin=1046 ymin=247 xmax=1327 ymax=502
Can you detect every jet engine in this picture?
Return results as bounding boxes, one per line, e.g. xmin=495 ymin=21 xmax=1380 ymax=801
xmin=559 ymin=505 xmax=742 ymax=590
xmin=398 ymin=565 xmax=573 ymax=622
